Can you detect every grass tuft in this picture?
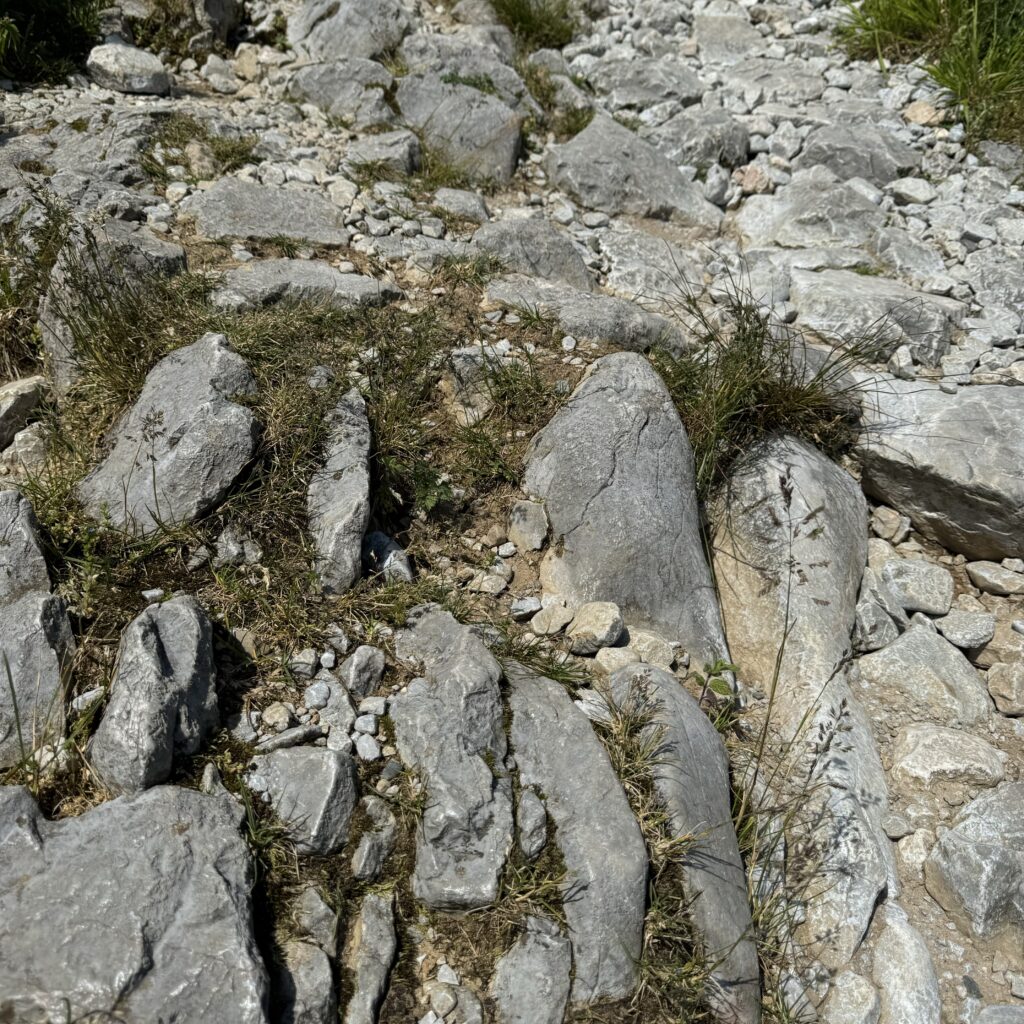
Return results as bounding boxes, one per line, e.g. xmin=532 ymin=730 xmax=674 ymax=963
xmin=492 ymin=0 xmax=578 ymax=51
xmin=142 ymin=113 xmax=258 ymax=184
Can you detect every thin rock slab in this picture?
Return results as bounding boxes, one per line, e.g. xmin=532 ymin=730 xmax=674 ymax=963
xmin=212 ymin=259 xmax=401 ymax=313
xmin=246 ymin=746 xmax=359 ymax=855
xmin=523 ymin=351 xmax=728 ymax=669
xmin=342 ymin=892 xmax=397 ymax=1024
xmin=307 ymin=388 xmax=371 ymax=594
xmin=712 ymin=436 xmax=895 ymax=969
xmin=90 ymin=596 xmax=218 ymax=793
xmin=184 ymin=178 xmax=351 ymax=246
xmin=489 ymin=916 xmax=572 ymax=1024
xmin=506 ymin=664 xmax=647 ymax=1006
xmin=0 ymin=490 xmax=75 ymax=768
xmin=608 ymin=664 xmax=760 ymax=1024
xmin=0 ymin=785 xmax=268 ymax=1023
xmin=856 ymin=374 xmax=1024 ymax=560
xmin=543 ymin=115 xmax=722 ymax=233
xmin=390 ymin=607 xmax=512 ymax=909
xmin=78 ymin=333 xmax=258 ymax=536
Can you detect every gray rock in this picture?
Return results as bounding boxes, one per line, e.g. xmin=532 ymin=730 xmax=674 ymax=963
xmin=362 ymin=531 xmax=414 ymax=583
xmin=795 ymin=125 xmax=920 ymax=185
xmin=390 ymin=608 xmax=512 ymax=909
xmin=287 ymin=0 xmax=414 ymax=60
xmin=790 ymin=268 xmax=963 ymax=368
xmin=0 ymin=376 xmax=44 ymax=451
xmin=713 ymin=436 xmax=894 ymax=969
xmin=486 ymin=275 xmax=687 ymax=355
xmin=880 ymin=559 xmax=954 ymax=615
xmin=693 ymin=3 xmax=763 ymax=63
xmin=285 ymin=59 xmax=395 ymax=127
xmin=567 ymin=601 xmax=624 ymax=655
xmin=79 ymin=333 xmax=258 ymax=536
xmin=853 ymin=584 xmax=900 ymax=654
xmin=277 ymin=940 xmax=336 ymax=1024
xmin=90 ymin=597 xmax=217 ymax=793
xmin=508 ymin=499 xmax=548 ymax=551
xmin=819 ymin=970 xmax=880 ymax=1024
xmin=962 ymin=246 xmax=1024 ymax=311
xmin=871 ymin=906 xmax=941 ymax=1024
xmin=294 ymin=885 xmax=338 ymax=957
xmin=966 ymin=560 xmax=1024 ymax=596
xmin=87 ymin=43 xmax=170 ymax=94
xmin=489 ymin=916 xmax=572 ymax=1024
xmin=193 ymin=0 xmax=241 ymax=41
xmin=472 ymin=219 xmax=594 ymax=292
xmin=434 ymin=187 xmax=490 ymax=224
xmin=598 ymin=222 xmax=704 ymax=310
xmin=345 ymin=129 xmax=422 ymax=175
xmin=857 ymin=627 xmax=991 ymax=728
xmin=343 ymin=892 xmax=397 ymax=1024
xmin=609 ymin=665 xmax=760 ymax=1024
xmin=646 ymin=107 xmax=750 ymax=170
xmin=857 ymin=378 xmax=1024 ymax=560
xmin=977 ymin=1010 xmax=1024 ymax=1024
xmin=587 ymin=55 xmax=703 ymax=110
xmin=924 ymin=783 xmax=1024 ymax=956
xmin=517 ymin=787 xmax=547 ymax=860
xmin=338 ymin=645 xmax=386 ymax=698
xmin=247 ymin=746 xmax=359 ymax=855
xmin=395 ymin=73 xmax=521 ymax=184
xmin=934 ymin=610 xmax=995 ymax=649
xmin=733 ymin=170 xmax=885 ymax=249
xmin=524 ymin=352 xmax=728 ymax=669
xmin=184 ymin=178 xmax=351 ymax=246
xmin=988 ymin=662 xmax=1024 ymax=716
xmin=721 ymin=58 xmax=825 ymax=103
xmin=0 ymin=490 xmax=75 ymax=768
xmin=507 ymin=664 xmax=647 ymax=1005
xmin=351 ymin=794 xmax=398 ymax=880
xmin=543 ymin=116 xmax=723 ymax=232
xmin=0 ymin=785 xmax=267 ymax=1023
xmin=891 ymin=723 xmax=1006 ymax=788
xmin=213 ymin=259 xmax=401 ymax=313
xmin=308 ymin=389 xmax=371 ymax=594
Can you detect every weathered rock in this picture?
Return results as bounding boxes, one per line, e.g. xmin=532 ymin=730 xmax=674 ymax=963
xmin=247 ymin=746 xmax=359 ymax=855
xmin=587 ymin=55 xmax=703 ymax=110
xmin=277 ymin=940 xmax=336 ymax=1024
xmin=87 ymin=43 xmax=170 ymax=95
xmin=598 ymin=222 xmax=704 ymax=310
xmin=351 ymin=794 xmax=398 ymax=880
xmin=213 ymin=259 xmax=401 ymax=313
xmin=0 ymin=376 xmax=44 ymax=451
xmin=790 ymin=268 xmax=962 ymax=367
xmin=880 ymin=559 xmax=954 ymax=615
xmin=924 ymin=783 xmax=1024 ymax=955
xmin=434 ymin=186 xmax=490 ymax=224
xmin=871 ymin=906 xmax=941 ymax=1024
xmin=362 ymin=531 xmax=414 ymax=583
xmin=857 ymin=627 xmax=991 ymax=728
xmin=966 ymin=560 xmax=1024 ymax=596
xmin=285 ymin=59 xmax=395 ymax=127
xmin=934 ymin=609 xmax=995 ymax=649
xmin=390 ymin=607 xmax=512 ymax=909
xmin=721 ymin=58 xmax=825 ymax=103
xmin=486 ymin=275 xmax=688 ymax=355
xmin=308 ymin=389 xmax=371 ymax=594
xmin=987 ymin=662 xmax=1024 ymax=716
xmin=713 ymin=436 xmax=893 ymax=969
xmin=287 ymin=0 xmax=413 ymax=60
xmin=508 ymin=498 xmax=548 ymax=551
xmin=819 ymin=970 xmax=880 ymax=1024
xmin=338 ymin=645 xmax=385 ymax=698
xmin=646 ymin=107 xmax=750 ymax=170
xmin=857 ymin=378 xmax=1024 ymax=560
xmin=0 ymin=785 xmax=268 ymax=1022
xmin=795 ymin=124 xmax=920 ymax=185
xmin=567 ymin=601 xmax=624 ymax=655
xmin=184 ymin=178 xmax=351 ymax=246
xmin=543 ymin=116 xmax=723 ymax=232
xmin=524 ymin=352 xmax=728 ymax=668
xmin=0 ymin=490 xmax=75 ymax=768
xmin=345 ymin=129 xmax=421 ymax=175
xmin=395 ymin=73 xmax=521 ymax=184
xmin=694 ymin=3 xmax=763 ymax=64
xmin=516 ymin=787 xmax=547 ymax=860
xmin=79 ymin=333 xmax=258 ymax=536
xmin=507 ymin=664 xmax=647 ymax=1005
xmin=343 ymin=892 xmax=397 ymax=1024
xmin=472 ymin=219 xmax=594 ymax=291
xmin=891 ymin=723 xmax=1006 ymax=788
xmin=489 ymin=916 xmax=572 ymax=1024
xmin=609 ymin=665 xmax=760 ymax=1024
xmin=90 ymin=597 xmax=217 ymax=793
xmin=294 ymin=885 xmax=338 ymax=957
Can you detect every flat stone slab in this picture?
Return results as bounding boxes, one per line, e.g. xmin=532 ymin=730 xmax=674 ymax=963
xmin=78 ymin=333 xmax=258 ymax=536
xmin=0 ymin=785 xmax=268 ymax=1023
xmin=184 ymin=178 xmax=351 ymax=245
xmin=472 ymin=219 xmax=594 ymax=292
xmin=506 ymin=664 xmax=647 ymax=1006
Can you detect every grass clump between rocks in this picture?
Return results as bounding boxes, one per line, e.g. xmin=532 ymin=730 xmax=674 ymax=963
xmin=142 ymin=113 xmax=259 ymax=184
xmin=492 ymin=0 xmax=579 ymax=51
xmin=839 ymin=0 xmax=1024 ymax=144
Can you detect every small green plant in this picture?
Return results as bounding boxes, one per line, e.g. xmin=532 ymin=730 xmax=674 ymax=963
xmin=142 ymin=114 xmax=258 ymax=184
xmin=492 ymin=0 xmax=578 ymax=51
xmin=839 ymin=0 xmax=1024 ymax=144
xmin=441 ymin=71 xmax=499 ymax=95
xmin=0 ymin=0 xmax=99 ymax=83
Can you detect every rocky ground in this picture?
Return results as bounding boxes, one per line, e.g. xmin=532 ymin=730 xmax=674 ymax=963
xmin=1 ymin=0 xmax=1023 ymax=1021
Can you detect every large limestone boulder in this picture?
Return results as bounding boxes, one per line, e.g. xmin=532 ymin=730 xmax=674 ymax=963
xmin=0 ymin=490 xmax=75 ymax=768
xmin=287 ymin=0 xmax=414 ymax=60
xmin=78 ymin=333 xmax=259 ymax=536
xmin=0 ymin=785 xmax=268 ymax=1023
xmin=284 ymin=59 xmax=395 ymax=127
xmin=856 ymin=375 xmax=1024 ymax=560
xmin=523 ymin=352 xmax=728 ymax=669
xmin=87 ymin=44 xmax=170 ymax=95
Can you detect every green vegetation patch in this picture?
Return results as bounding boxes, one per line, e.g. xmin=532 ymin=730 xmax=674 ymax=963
xmin=491 ymin=0 xmax=579 ymax=51
xmin=0 ymin=0 xmax=100 ymax=83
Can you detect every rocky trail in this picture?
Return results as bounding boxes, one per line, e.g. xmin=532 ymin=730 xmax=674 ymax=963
xmin=1 ymin=0 xmax=1023 ymax=1021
